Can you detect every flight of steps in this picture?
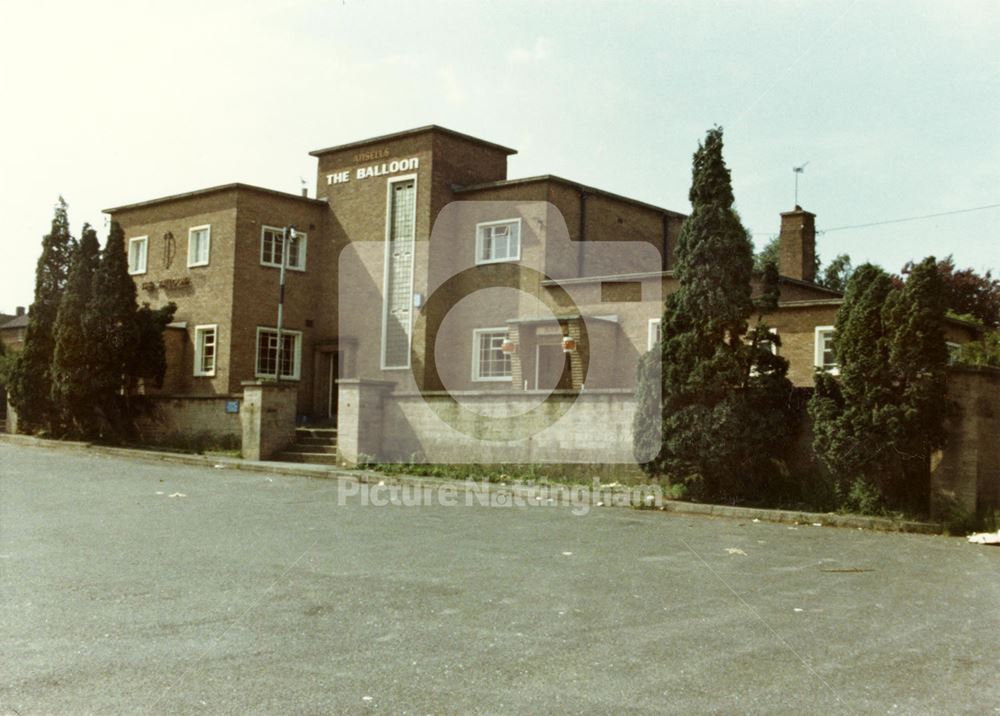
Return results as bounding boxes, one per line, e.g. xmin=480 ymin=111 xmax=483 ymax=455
xmin=274 ymin=427 xmax=339 ymax=465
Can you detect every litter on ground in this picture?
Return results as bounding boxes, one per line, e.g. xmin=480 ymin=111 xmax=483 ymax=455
xmin=967 ymin=531 xmax=1000 ymax=545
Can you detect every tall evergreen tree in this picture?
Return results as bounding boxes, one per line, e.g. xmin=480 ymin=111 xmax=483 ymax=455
xmin=7 ymin=198 xmax=75 ymax=432
xmin=634 ymin=128 xmax=795 ymax=500
xmin=882 ymin=257 xmax=948 ymax=511
xmin=128 ymin=301 xmax=178 ymax=394
xmin=809 ymin=258 xmax=949 ymax=513
xmin=51 ymin=224 xmax=101 ymax=436
xmin=85 ymin=221 xmax=140 ymax=438
xmin=809 ymin=264 xmax=896 ymax=487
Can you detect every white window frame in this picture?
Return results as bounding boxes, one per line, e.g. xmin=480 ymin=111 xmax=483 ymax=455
xmin=814 ymin=326 xmax=838 ymax=374
xmin=471 ymin=327 xmax=513 ymax=382
xmin=759 ymin=327 xmax=779 ymax=355
xmin=187 ymin=225 xmax=211 ymax=268
xmin=193 ymin=324 xmax=218 ymax=377
xmin=380 ymin=174 xmax=418 ymax=371
xmin=475 ymin=218 xmax=522 ymax=266
xmin=127 ymin=236 xmax=148 ymax=275
xmin=260 ymin=225 xmax=308 ymax=271
xmin=254 ymin=327 xmax=303 ymax=380
xmin=647 ymin=318 xmax=662 ymax=351
xmin=946 ymin=341 xmax=962 ymax=366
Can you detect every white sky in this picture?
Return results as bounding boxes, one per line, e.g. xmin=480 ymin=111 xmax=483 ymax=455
xmin=1 ymin=0 xmax=997 ymax=311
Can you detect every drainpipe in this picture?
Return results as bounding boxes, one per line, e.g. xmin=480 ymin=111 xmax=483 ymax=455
xmin=661 ymin=213 xmax=670 ymax=271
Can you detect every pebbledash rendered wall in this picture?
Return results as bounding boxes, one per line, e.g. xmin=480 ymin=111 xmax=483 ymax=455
xmin=338 ymin=380 xmax=640 ymax=465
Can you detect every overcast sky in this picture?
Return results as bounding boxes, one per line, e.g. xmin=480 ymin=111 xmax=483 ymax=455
xmin=1 ymin=0 xmax=997 ymax=311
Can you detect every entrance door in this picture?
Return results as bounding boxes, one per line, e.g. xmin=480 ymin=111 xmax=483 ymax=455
xmin=326 ymin=351 xmax=340 ymax=421
xmin=535 ymin=344 xmax=572 ymax=390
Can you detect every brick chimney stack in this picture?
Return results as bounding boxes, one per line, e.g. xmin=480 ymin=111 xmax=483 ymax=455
xmin=16 ymin=306 xmax=25 ymax=317
xmin=779 ymin=206 xmax=816 ymax=283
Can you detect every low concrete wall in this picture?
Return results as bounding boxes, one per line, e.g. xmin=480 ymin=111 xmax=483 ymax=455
xmin=378 ymin=389 xmax=639 ymax=464
xmin=931 ymin=367 xmax=1000 ymax=518
xmin=134 ymin=394 xmax=242 ymax=444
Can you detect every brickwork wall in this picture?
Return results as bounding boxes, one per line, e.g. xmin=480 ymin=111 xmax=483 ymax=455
xmin=931 ymin=368 xmax=1000 ymax=517
xmin=134 ymin=395 xmax=242 ymax=443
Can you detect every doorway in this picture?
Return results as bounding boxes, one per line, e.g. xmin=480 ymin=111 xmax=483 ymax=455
xmin=534 ymin=344 xmax=572 ymax=391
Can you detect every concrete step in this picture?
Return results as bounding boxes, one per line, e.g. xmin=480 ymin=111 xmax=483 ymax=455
xmin=295 ymin=436 xmax=337 ymax=447
xmin=283 ymin=443 xmax=337 ymax=455
xmin=295 ymin=428 xmax=337 ymax=439
xmin=273 ymin=451 xmax=340 ymax=465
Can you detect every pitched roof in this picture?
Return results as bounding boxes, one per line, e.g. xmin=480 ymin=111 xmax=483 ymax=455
xmin=1 ymin=313 xmax=29 ymax=329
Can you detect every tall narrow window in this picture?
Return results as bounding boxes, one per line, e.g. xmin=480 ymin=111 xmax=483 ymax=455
xmin=815 ymin=326 xmax=837 ymax=373
xmin=472 ymin=328 xmax=513 ymax=381
xmin=647 ymin=318 xmax=662 ymax=351
xmin=128 ymin=236 xmax=148 ymax=275
xmin=381 ymin=177 xmax=417 ymax=369
xmin=193 ymin=325 xmax=217 ymax=377
xmin=188 ymin=225 xmax=211 ymax=267
xmin=255 ymin=327 xmax=302 ymax=380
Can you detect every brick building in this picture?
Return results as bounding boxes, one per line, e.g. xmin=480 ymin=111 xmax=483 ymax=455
xmin=104 ymin=125 xmax=977 ymax=465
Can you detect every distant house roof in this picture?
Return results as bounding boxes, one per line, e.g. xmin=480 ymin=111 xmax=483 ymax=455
xmin=0 ymin=313 xmax=13 ymax=326
xmin=1 ymin=313 xmax=29 ymax=330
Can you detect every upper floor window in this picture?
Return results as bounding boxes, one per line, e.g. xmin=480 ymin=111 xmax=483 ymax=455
xmin=472 ymin=328 xmax=513 ymax=381
xmin=815 ymin=326 xmax=837 ymax=373
xmin=193 ymin=324 xmax=217 ymax=377
xmin=946 ymin=341 xmax=962 ymax=366
xmin=255 ymin=327 xmax=302 ymax=380
xmin=261 ymin=226 xmax=307 ymax=271
xmin=188 ymin=225 xmax=211 ymax=267
xmin=475 ymin=219 xmax=521 ymax=265
xmin=128 ymin=236 xmax=148 ymax=275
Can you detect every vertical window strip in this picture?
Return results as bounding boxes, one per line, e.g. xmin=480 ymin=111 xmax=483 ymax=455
xmin=382 ymin=180 xmax=416 ymax=368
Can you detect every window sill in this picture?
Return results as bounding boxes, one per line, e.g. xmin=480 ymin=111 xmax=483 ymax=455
xmin=475 ymin=257 xmax=521 ymax=267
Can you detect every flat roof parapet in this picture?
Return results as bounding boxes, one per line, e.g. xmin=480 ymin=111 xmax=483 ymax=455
xmin=309 ymin=124 xmax=517 ymax=157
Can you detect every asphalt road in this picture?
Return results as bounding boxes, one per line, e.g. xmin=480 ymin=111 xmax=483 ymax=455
xmin=1 ymin=443 xmax=998 ymax=715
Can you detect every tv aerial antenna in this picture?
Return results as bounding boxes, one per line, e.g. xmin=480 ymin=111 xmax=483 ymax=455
xmin=793 ymin=162 xmax=809 ymax=206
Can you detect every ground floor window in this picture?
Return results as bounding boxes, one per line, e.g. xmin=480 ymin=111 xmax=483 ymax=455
xmin=193 ymin=324 xmax=217 ymax=377
xmin=472 ymin=328 xmax=512 ymax=381
xmin=814 ymin=326 xmax=837 ymax=373
xmin=256 ymin=327 xmax=302 ymax=380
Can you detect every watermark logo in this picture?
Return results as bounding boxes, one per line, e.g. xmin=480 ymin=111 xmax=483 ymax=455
xmin=338 ymin=200 xmax=662 ymax=465
xmin=336 ymin=478 xmax=665 ymax=517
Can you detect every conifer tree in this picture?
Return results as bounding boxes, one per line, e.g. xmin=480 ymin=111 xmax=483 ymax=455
xmin=809 ymin=264 xmax=896 ymax=489
xmin=634 ymin=128 xmax=795 ymax=500
xmin=129 ymin=301 xmax=177 ymax=393
xmin=85 ymin=221 xmax=139 ymax=438
xmin=51 ymin=224 xmax=101 ymax=436
xmin=7 ymin=198 xmax=75 ymax=432
xmin=882 ymin=257 xmax=948 ymax=511
xmin=809 ymin=259 xmax=948 ymax=513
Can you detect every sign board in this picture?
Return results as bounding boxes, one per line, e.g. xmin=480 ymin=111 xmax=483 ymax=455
xmin=225 ymin=400 xmax=240 ymax=414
